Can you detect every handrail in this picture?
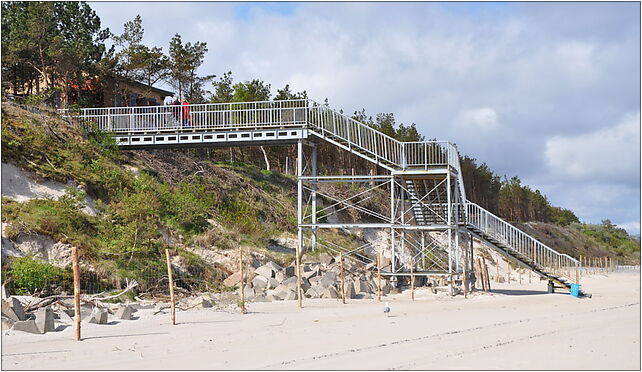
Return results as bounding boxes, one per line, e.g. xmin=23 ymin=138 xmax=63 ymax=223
xmin=466 ymin=201 xmax=579 ymax=279
xmin=307 ymin=101 xmax=403 ymax=166
xmin=59 ymin=99 xmax=466 ymax=173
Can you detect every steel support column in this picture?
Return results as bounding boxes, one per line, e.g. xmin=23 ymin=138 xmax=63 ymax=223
xmin=447 ymin=172 xmax=453 ymax=295
xmin=297 ymin=140 xmax=304 ymax=259
xmin=311 ymin=144 xmax=318 ymax=250
xmin=390 ymin=177 xmax=396 ymax=273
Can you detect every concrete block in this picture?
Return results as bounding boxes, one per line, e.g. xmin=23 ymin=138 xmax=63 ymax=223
xmin=302 ymin=270 xmax=318 ymax=280
xmin=87 ymin=307 xmax=108 ymax=324
xmin=265 ymin=261 xmax=283 ymax=272
xmin=267 ymin=277 xmax=280 ymax=290
xmin=274 ymin=271 xmax=286 ymax=283
xmin=255 ymin=265 xmax=274 ymax=279
xmin=305 ymin=287 xmax=321 ymax=299
xmin=319 ymin=272 xmax=338 ymax=289
xmin=35 ymin=307 xmax=55 ymax=333
xmin=243 ymin=284 xmax=256 ymax=299
xmin=114 ymin=305 xmax=134 ymax=320
xmin=284 ymin=266 xmax=295 ymax=277
xmin=2 ymin=298 xmax=26 ymax=322
xmin=318 ymin=252 xmax=335 ymax=266
xmin=12 ymin=319 xmax=42 ymax=334
xmin=274 ymin=290 xmax=290 ymax=300
xmin=301 ymin=278 xmax=311 ymax=292
xmin=252 ymin=276 xmax=269 ymax=290
xmin=282 ymin=276 xmax=298 ymax=287
xmin=223 ymin=272 xmax=242 ymax=287
xmin=284 ymin=290 xmax=298 ymax=300
xmin=128 ymin=303 xmax=155 ymax=311
xmin=356 ymin=293 xmax=374 ymax=300
xmin=380 ymin=255 xmax=391 ymax=269
xmin=311 ymin=285 xmax=325 ymax=297
xmin=301 ymin=254 xmax=316 ymax=264
xmin=56 ymin=310 xmax=74 ymax=323
xmin=321 ymin=287 xmax=341 ymax=299
xmin=2 ymin=317 xmax=14 ymax=330
xmin=273 ymin=284 xmax=289 ymax=294
xmin=353 ymin=280 xmax=370 ymax=294
xmin=345 ymin=282 xmax=357 ymax=299
xmin=251 ymin=294 xmax=269 ymax=303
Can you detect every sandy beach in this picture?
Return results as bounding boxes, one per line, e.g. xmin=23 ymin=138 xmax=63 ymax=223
xmin=2 ymin=270 xmax=639 ymax=370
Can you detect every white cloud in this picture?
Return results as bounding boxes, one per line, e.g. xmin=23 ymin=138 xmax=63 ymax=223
xmin=544 ymin=111 xmax=640 ymax=184
xmin=555 ymin=42 xmax=597 ymax=80
xmin=454 ymin=108 xmax=500 ymax=131
xmin=617 ymin=221 xmax=640 ymax=235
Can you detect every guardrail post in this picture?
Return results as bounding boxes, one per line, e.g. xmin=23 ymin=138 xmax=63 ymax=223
xmin=401 ymin=144 xmax=407 ymax=170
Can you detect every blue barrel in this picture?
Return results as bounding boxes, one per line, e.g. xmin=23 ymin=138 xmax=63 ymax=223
xmin=570 ymin=283 xmax=581 ymax=297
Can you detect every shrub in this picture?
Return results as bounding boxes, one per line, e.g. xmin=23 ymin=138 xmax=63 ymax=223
xmin=6 ymin=256 xmax=67 ymax=295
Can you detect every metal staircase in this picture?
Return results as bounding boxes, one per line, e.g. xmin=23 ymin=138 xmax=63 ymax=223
xmin=466 ymin=202 xmax=578 ymax=289
xmin=60 ymin=98 xmax=580 ymax=291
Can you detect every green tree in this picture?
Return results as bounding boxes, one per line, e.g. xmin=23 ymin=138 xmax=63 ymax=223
xmin=274 ymin=84 xmax=307 ymax=100
xmin=210 ymin=71 xmax=234 ymax=103
xmin=167 ymin=33 xmax=214 ymax=102
xmin=112 ymin=15 xmax=170 ymax=99
xmin=1 ymin=1 xmax=110 ymax=106
xmin=232 ymin=79 xmax=271 ymax=102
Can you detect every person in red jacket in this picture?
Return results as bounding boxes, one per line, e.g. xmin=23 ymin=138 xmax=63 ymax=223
xmin=181 ymin=99 xmax=191 ymax=128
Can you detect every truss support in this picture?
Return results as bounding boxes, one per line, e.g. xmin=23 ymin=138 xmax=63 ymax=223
xmin=295 ymin=140 xmax=471 ymax=295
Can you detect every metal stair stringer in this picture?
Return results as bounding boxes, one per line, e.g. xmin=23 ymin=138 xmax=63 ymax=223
xmin=465 ymin=201 xmax=579 ymax=291
xmin=466 ymin=227 xmax=572 ymax=290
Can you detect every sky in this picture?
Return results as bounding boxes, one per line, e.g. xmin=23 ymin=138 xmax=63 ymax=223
xmin=89 ymin=1 xmax=641 ymax=234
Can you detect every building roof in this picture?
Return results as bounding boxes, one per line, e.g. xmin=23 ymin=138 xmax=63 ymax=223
xmin=125 ymin=79 xmax=175 ymax=96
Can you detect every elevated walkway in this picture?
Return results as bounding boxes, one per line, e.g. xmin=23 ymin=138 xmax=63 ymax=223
xmin=60 ymin=99 xmax=580 ymax=292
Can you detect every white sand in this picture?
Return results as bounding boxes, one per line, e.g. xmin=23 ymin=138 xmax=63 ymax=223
xmin=2 ymin=270 xmax=639 ymax=370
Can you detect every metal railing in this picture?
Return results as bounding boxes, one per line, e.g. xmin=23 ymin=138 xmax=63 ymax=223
xmin=466 ymin=202 xmax=579 ymax=279
xmin=59 ymin=100 xmax=309 ymax=132
xmin=59 ymin=99 xmax=464 ymax=174
xmin=307 ymin=102 xmax=403 ymax=166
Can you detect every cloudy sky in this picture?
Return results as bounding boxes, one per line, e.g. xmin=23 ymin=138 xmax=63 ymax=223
xmin=89 ymin=1 xmax=641 ymax=234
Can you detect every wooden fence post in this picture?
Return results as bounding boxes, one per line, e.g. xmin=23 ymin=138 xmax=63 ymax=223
xmin=473 ymin=257 xmax=476 ymax=290
xmin=340 ymin=252 xmax=346 ymax=304
xmin=506 ymin=261 xmax=510 ymax=284
xmin=296 ymin=247 xmax=303 ymax=309
xmin=238 ymin=246 xmax=246 ymax=314
xmin=165 ymin=249 xmax=176 ymax=324
xmin=72 ymin=247 xmax=81 ymax=341
xmin=410 ymin=255 xmax=415 ymax=301
xmin=461 ymin=255 xmax=467 ymax=299
xmin=377 ymin=252 xmax=382 ymax=302
xmin=484 ymin=260 xmax=491 ymax=292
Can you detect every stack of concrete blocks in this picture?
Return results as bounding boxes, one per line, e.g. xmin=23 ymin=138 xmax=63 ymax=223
xmin=3 ymin=298 xmax=56 ymax=334
xmin=228 ymin=251 xmax=390 ymax=303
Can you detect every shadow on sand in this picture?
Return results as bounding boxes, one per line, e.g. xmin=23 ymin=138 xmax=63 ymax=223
xmin=177 ymin=319 xmax=239 ymax=325
xmin=82 ymin=332 xmax=169 ymax=340
xmin=490 ymin=289 xmax=551 ymax=296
